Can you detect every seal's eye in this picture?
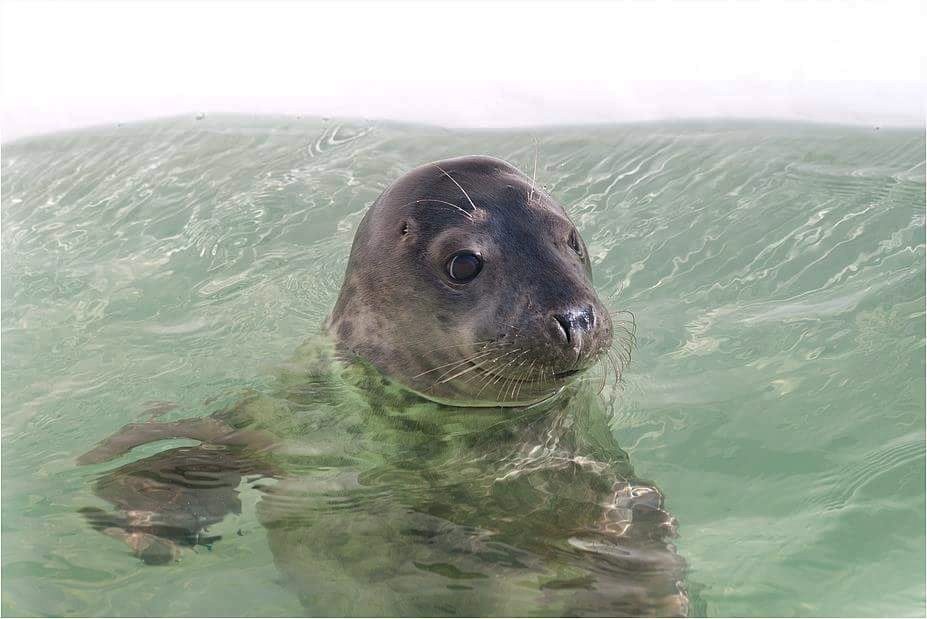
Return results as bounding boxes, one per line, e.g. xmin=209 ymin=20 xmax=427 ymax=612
xmin=568 ymin=229 xmax=584 ymax=258
xmin=446 ymin=251 xmax=483 ymax=283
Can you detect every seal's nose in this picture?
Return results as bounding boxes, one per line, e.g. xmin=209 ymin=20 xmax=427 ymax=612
xmin=552 ymin=305 xmax=596 ymax=345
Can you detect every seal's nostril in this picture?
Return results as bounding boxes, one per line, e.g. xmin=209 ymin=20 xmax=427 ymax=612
xmin=554 ymin=314 xmax=572 ymax=344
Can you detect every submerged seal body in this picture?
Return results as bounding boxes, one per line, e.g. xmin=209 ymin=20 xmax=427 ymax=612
xmin=328 ymin=156 xmax=614 ymax=406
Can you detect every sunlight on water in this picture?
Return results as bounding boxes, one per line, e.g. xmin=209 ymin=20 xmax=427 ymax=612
xmin=2 ymin=116 xmax=924 ymax=616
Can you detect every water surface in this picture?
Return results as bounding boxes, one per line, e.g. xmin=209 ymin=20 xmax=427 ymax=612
xmin=2 ymin=117 xmax=924 ymax=616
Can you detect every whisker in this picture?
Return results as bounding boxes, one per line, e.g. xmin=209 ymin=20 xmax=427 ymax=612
xmin=398 ymin=198 xmax=473 ymax=221
xmin=453 ymin=348 xmax=521 ymax=389
xmin=605 ymin=349 xmax=622 ymax=386
xmin=411 ymin=350 xmax=489 ymax=379
xmin=597 ymin=350 xmax=609 ymax=395
xmin=436 ymin=363 xmax=488 ymax=386
xmin=607 ymin=344 xmax=630 ymax=380
xmin=528 ymin=137 xmax=540 ymax=206
xmin=439 ymin=347 xmax=523 ymax=386
xmin=431 ymin=349 xmax=502 ymax=383
xmin=494 ymin=351 xmax=530 ymax=402
xmin=505 ymin=353 xmax=532 ymax=401
xmin=413 ymin=339 xmax=494 ymax=357
xmin=609 ymin=310 xmax=637 ymax=329
xmin=432 ymin=163 xmax=477 ymax=213
xmin=515 ymin=359 xmax=537 ymax=402
xmin=475 ymin=350 xmax=525 ymax=399
xmin=436 ymin=357 xmax=496 ymax=385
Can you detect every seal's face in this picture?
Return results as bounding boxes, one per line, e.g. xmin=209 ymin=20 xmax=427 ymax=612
xmin=328 ymin=156 xmax=615 ymax=407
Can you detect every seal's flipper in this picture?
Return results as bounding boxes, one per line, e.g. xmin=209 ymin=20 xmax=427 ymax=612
xmin=77 ymin=417 xmax=272 ymax=465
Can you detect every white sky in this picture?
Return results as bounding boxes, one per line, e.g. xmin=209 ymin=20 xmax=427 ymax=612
xmin=1 ymin=0 xmax=924 ymax=142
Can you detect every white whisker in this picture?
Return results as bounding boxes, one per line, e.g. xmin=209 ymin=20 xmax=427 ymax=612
xmin=529 ymin=137 xmax=539 ymax=206
xmin=432 ymin=163 xmax=477 ymax=212
xmin=480 ymin=350 xmax=528 ymax=400
xmin=411 ymin=345 xmax=498 ymax=379
xmin=430 ymin=350 xmax=501 ymax=383
xmin=436 ymin=347 xmax=522 ymax=385
xmin=400 ymin=198 xmax=473 ymax=221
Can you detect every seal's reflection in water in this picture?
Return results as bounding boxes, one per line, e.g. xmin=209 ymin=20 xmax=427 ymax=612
xmin=78 ymin=156 xmax=688 ymax=616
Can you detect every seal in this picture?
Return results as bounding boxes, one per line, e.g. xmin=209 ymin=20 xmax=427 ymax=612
xmin=328 ymin=155 xmax=615 ymax=407
xmin=77 ymin=156 xmax=686 ymax=617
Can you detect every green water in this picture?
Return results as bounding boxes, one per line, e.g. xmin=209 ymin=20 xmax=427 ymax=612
xmin=2 ymin=116 xmax=924 ymax=617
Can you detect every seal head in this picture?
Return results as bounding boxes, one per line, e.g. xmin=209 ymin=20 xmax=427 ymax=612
xmin=327 ymin=155 xmax=613 ymax=407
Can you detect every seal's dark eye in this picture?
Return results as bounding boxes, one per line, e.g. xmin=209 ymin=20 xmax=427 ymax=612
xmin=569 ymin=229 xmax=583 ymax=257
xmin=446 ymin=251 xmax=483 ymax=283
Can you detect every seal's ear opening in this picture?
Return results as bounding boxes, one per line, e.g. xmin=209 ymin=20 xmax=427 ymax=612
xmin=398 ymin=218 xmax=419 ymax=242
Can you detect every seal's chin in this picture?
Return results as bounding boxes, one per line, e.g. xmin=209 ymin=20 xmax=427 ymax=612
xmin=409 ymin=384 xmax=566 ymax=409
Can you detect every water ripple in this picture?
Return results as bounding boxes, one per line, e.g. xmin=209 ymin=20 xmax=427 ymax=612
xmin=1 ymin=119 xmax=923 ymax=618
